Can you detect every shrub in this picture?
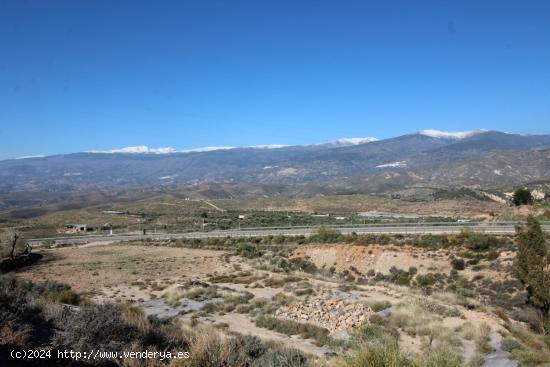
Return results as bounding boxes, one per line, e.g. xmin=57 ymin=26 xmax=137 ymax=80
xmin=467 ymin=235 xmax=492 ymax=251
xmin=415 ymin=273 xmax=441 ymax=288
xmin=512 ymin=307 xmax=544 ymax=333
xmin=179 ymin=326 xmax=308 ymax=367
xmin=0 ymin=275 xmax=69 ymax=349
xmin=334 ymin=340 xmax=414 ymax=367
xmin=308 ymin=226 xmax=342 ymax=243
xmin=289 ymin=258 xmax=317 ymax=273
xmin=230 ymin=334 xmax=266 ymax=359
xmin=1 ymin=276 xmax=307 ymax=367
xmin=255 ymin=316 xmax=330 ymax=346
xmin=485 ymin=250 xmax=499 ymax=261
xmin=52 ymin=303 xmax=140 ymax=351
xmin=236 ymin=243 xmax=263 ymax=259
xmin=367 ymin=300 xmax=392 ymax=312
xmin=387 ymin=266 xmax=412 ymax=286
xmin=200 ymin=302 xmax=219 ymax=314
xmin=451 ymin=258 xmax=465 ymax=271
xmin=186 ymin=285 xmax=220 ymax=301
xmin=272 ymin=293 xmax=295 ymax=306
xmin=264 ymin=276 xmax=302 ymax=287
xmin=185 ymin=328 xmax=232 ymax=367
xmin=448 ymin=269 xmax=459 ymax=281
xmin=162 ymin=285 xmax=186 ymax=307
xmin=293 ymin=288 xmax=315 ymax=296
xmin=0 ymin=321 xmax=32 ymax=347
xmin=419 ymin=346 xmax=463 ymax=367
xmin=457 ymin=232 xmax=501 ymax=252
xmin=270 ymin=256 xmax=291 ymax=271
xmin=235 ymin=304 xmax=253 ymax=313
xmin=501 ymin=338 xmax=522 ymax=352
xmin=354 ymin=322 xmax=398 ymax=344
xmin=493 ymin=308 xmax=509 ymax=322
xmin=252 ymin=347 xmax=308 ymax=367
xmin=43 ymin=289 xmax=80 ymax=305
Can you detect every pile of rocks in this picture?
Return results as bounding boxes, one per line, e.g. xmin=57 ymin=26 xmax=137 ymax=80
xmin=275 ymin=298 xmax=373 ymax=332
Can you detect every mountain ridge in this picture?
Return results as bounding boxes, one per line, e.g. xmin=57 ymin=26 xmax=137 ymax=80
xmin=12 ymin=129 xmax=496 ymax=160
xmin=1 ymin=130 xmax=549 ymax=195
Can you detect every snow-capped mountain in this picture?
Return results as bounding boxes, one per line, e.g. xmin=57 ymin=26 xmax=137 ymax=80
xmin=3 ymin=130 xmax=550 ymax=194
xmin=322 ymin=137 xmax=379 ymax=146
xmin=418 ymin=129 xmax=487 ymax=139
xmin=83 ymin=137 xmax=378 ymax=155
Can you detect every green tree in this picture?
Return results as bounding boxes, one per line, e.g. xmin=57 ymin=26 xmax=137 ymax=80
xmin=512 ymin=188 xmax=534 ymax=206
xmin=515 ymin=216 xmax=550 ymax=333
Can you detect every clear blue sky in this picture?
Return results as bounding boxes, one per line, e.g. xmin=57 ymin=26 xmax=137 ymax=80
xmin=1 ymin=0 xmax=549 ymax=159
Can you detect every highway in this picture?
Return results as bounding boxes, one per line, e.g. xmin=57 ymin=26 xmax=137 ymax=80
xmin=28 ymin=222 xmax=550 ymax=245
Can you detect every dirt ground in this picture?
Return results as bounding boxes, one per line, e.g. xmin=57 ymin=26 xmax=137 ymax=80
xmin=16 ymin=245 xmax=232 ymax=296
xmin=292 ymin=244 xmax=450 ymax=275
xmin=13 ymin=241 xmax=520 ymax=363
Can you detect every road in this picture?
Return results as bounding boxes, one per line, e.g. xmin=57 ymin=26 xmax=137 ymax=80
xmin=28 ymin=223 xmax=550 ymax=245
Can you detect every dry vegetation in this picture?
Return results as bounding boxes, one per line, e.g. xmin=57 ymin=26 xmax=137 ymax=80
xmin=3 ymin=223 xmax=550 ymax=366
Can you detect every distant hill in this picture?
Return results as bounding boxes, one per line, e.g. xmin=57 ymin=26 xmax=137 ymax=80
xmin=1 ymin=130 xmax=549 ymax=195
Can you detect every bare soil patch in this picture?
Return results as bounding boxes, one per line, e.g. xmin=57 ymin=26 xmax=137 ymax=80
xmin=293 ymin=244 xmax=450 ymax=275
xmin=16 ymin=245 xmax=231 ymax=295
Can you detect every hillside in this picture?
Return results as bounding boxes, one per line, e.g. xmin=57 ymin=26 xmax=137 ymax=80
xmin=1 ymin=130 xmax=549 ymax=195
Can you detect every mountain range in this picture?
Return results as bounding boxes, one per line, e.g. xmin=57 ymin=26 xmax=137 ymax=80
xmin=1 ymin=129 xmax=549 ymax=195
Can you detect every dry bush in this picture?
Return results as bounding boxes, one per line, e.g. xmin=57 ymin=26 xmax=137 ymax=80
xmin=255 ymin=315 xmax=331 ymax=346
xmin=417 ymin=345 xmax=463 ymax=367
xmin=180 ymin=328 xmax=231 ymax=367
xmin=163 ymin=285 xmax=186 ymax=307
xmin=0 ymin=321 xmax=32 ymax=346
xmin=251 ymin=346 xmax=308 ymax=367
xmin=423 ymin=324 xmax=462 ymax=350
xmin=122 ymin=342 xmax=165 ymax=367
xmin=121 ymin=303 xmax=150 ymax=333
xmin=52 ymin=303 xmax=140 ymax=352
xmin=390 ymin=303 xmax=442 ymax=336
xmin=504 ymin=320 xmax=550 ymax=365
xmin=3 ymin=275 xmax=308 ymax=366
xmin=455 ymin=322 xmax=491 ymax=355
xmin=457 ymin=322 xmax=479 ymax=340
xmin=185 ymin=285 xmax=219 ymax=301
xmin=172 ymin=327 xmax=306 ymax=367
xmin=365 ymin=300 xmax=392 ymax=312
xmin=333 ymin=340 xmax=413 ymax=367
xmin=512 ymin=306 xmax=545 ymax=333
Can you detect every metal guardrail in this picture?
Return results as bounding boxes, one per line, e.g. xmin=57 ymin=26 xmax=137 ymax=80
xmin=235 ymin=220 xmax=550 ymax=231
xmin=27 ymin=223 xmax=550 ymax=244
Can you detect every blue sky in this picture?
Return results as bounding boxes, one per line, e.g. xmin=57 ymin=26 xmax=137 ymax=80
xmin=1 ymin=0 xmax=549 ymax=159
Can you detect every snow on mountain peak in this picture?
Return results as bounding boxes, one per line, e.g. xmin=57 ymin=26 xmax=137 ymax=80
xmin=325 ymin=137 xmax=379 ymax=146
xmin=248 ymin=144 xmax=289 ymax=149
xmin=180 ymin=146 xmax=235 ymax=153
xmin=418 ymin=129 xmax=487 ymax=139
xmin=86 ymin=138 xmax=377 ymax=155
xmin=87 ymin=146 xmax=177 ymax=154
xmin=82 ymin=130 xmax=487 ymax=156
xmin=15 ymin=155 xmax=46 ymax=160
xmin=87 ymin=146 xmax=235 ymax=154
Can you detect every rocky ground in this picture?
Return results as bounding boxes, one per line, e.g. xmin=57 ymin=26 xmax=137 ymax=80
xmin=276 ymin=297 xmax=373 ymax=332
